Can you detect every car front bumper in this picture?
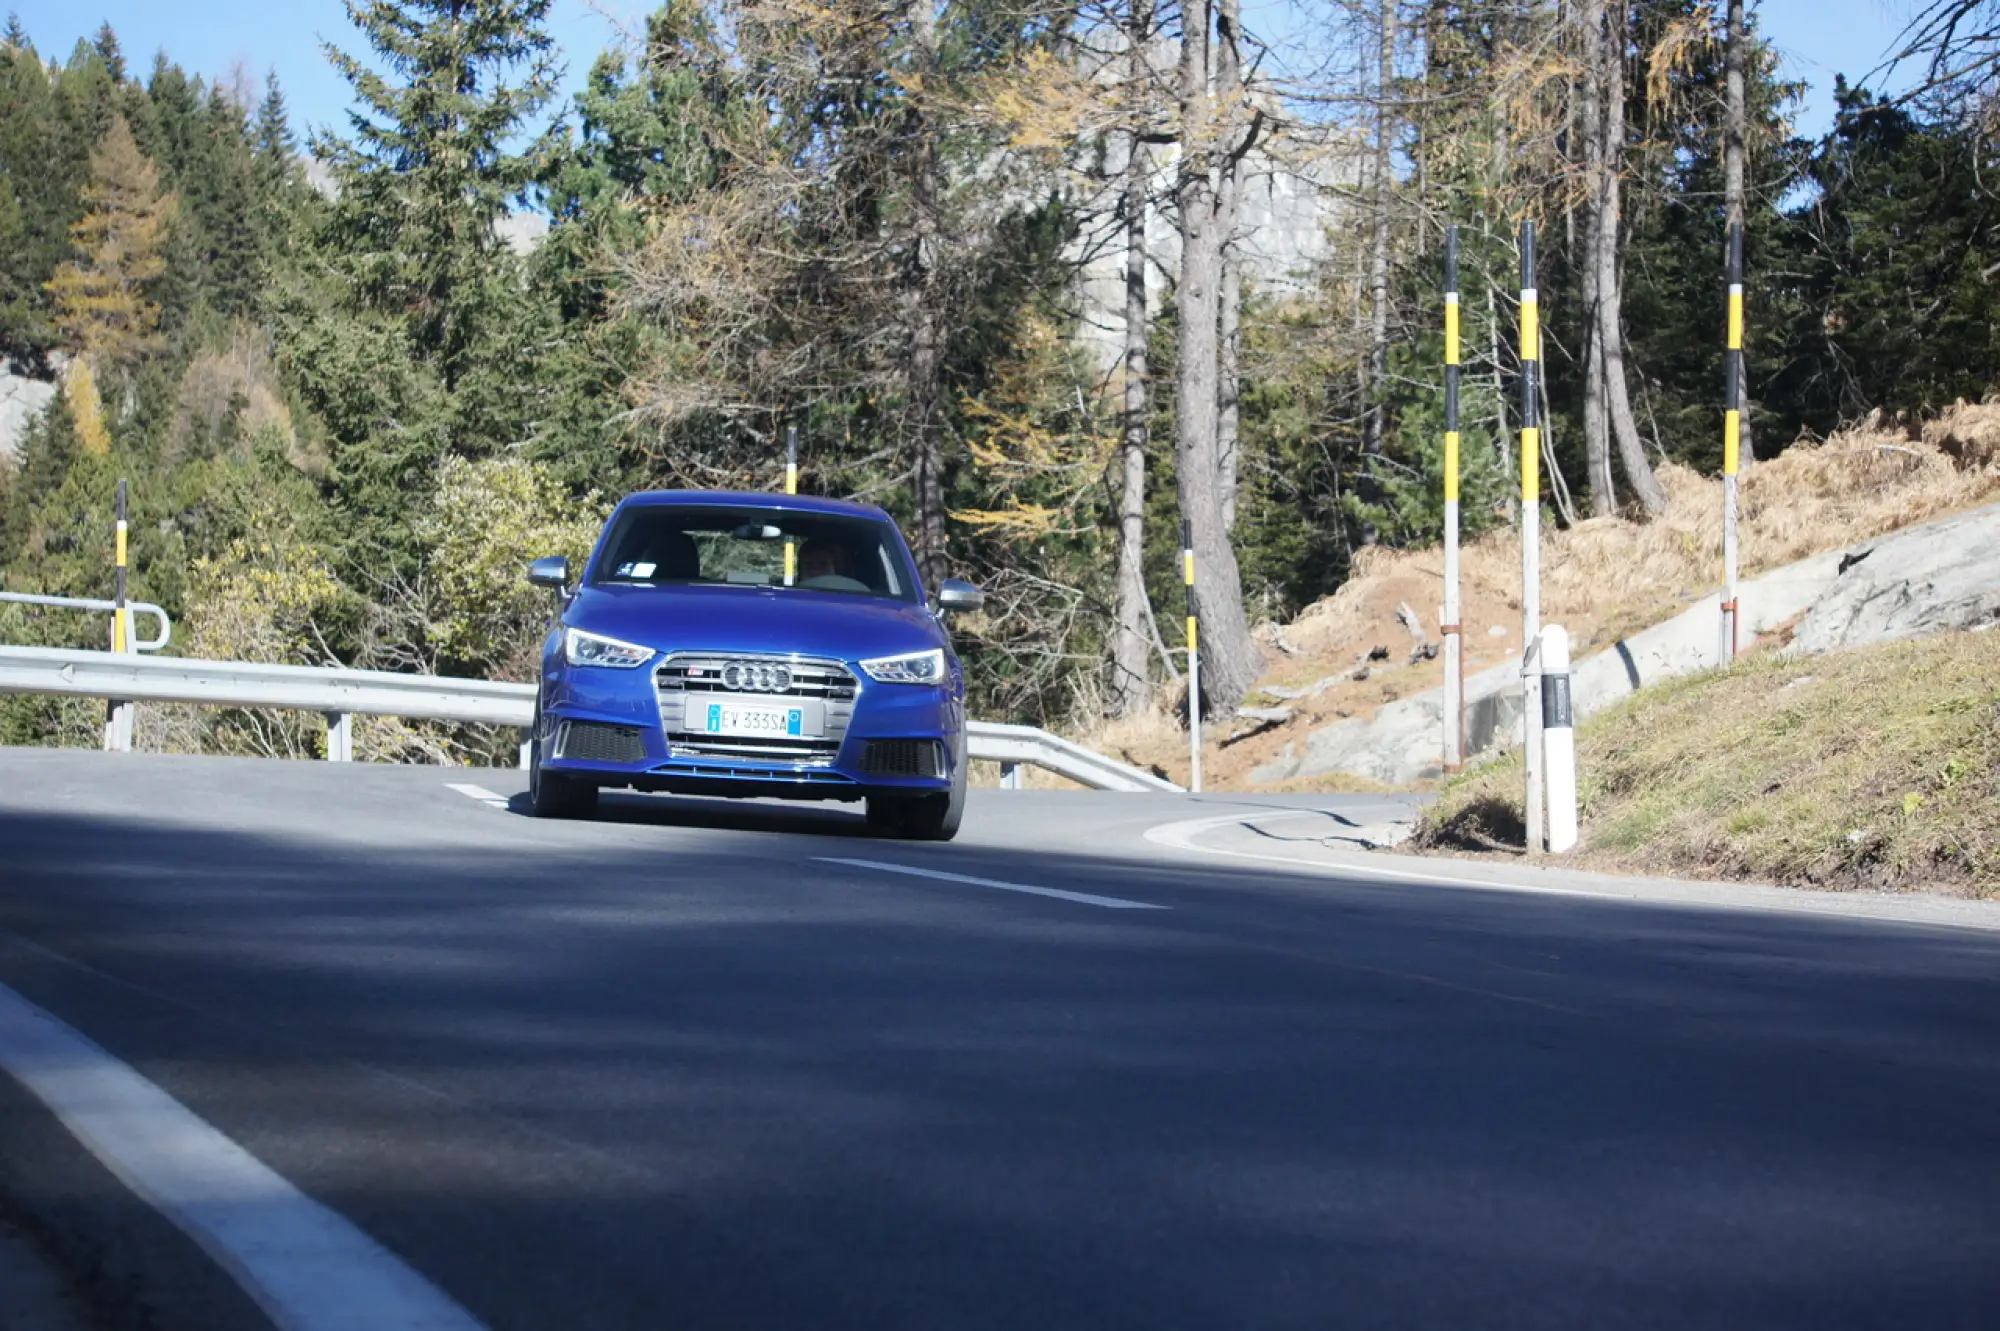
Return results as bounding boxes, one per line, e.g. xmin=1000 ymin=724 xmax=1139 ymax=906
xmin=539 ymin=661 xmax=962 ymax=798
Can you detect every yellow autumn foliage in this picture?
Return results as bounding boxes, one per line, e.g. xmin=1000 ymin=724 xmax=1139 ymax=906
xmin=45 ymin=113 xmax=176 ymax=366
xmin=61 ymin=358 xmax=111 ymax=456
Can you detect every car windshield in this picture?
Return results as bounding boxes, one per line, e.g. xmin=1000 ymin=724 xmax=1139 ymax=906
xmin=591 ymin=505 xmax=917 ymax=602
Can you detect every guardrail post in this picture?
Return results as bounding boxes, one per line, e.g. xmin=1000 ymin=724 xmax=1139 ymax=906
xmin=999 ymin=760 xmax=1022 ymax=790
xmin=103 ymin=478 xmax=135 ymax=754
xmin=519 ymin=732 xmax=532 ymax=771
xmin=324 ymin=711 xmax=353 ymax=762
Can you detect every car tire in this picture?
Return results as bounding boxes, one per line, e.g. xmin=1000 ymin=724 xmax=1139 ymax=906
xmin=867 ymin=744 xmax=966 ymax=842
xmin=529 ymin=706 xmax=598 ymax=820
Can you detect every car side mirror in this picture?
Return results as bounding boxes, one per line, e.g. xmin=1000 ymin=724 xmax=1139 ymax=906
xmin=528 ymin=555 xmax=570 ymax=592
xmin=936 ymin=578 xmax=984 ymax=614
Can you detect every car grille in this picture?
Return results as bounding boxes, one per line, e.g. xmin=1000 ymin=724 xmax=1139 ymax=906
xmin=861 ymin=739 xmax=943 ymax=779
xmin=553 ymin=720 xmax=648 ymax=765
xmin=656 ymin=654 xmax=858 ymax=767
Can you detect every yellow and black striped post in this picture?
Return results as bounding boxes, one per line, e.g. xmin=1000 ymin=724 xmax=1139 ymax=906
xmin=1518 ymin=221 xmax=1544 ymax=851
xmin=783 ymin=424 xmax=799 ymax=587
xmin=1182 ymin=517 xmax=1201 ymax=793
xmin=1441 ymin=224 xmax=1464 ymax=774
xmin=1720 ymin=223 xmax=1744 ymax=664
xmin=105 ymin=476 xmax=134 ymax=753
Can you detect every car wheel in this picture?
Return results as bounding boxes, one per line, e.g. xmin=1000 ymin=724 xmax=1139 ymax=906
xmin=529 ymin=706 xmax=598 ymax=820
xmin=870 ymin=749 xmax=965 ymax=843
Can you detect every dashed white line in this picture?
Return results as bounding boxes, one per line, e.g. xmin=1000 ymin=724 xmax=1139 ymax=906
xmin=446 ymin=783 xmax=509 ymax=810
xmin=0 ymin=981 xmax=486 ymax=1331
xmin=814 ymin=857 xmax=1167 ymax=911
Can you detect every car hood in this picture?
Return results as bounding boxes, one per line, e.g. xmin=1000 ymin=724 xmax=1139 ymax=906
xmin=566 ymin=583 xmax=945 ymax=661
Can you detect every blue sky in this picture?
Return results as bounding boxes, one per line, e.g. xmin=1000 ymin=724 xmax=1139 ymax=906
xmin=12 ymin=0 xmax=1927 ymax=142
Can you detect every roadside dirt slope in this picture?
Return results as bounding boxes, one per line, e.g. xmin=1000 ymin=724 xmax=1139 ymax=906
xmin=1078 ymin=402 xmax=2000 ymax=791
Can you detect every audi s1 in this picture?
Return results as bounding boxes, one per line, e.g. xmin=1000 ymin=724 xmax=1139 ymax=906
xmin=525 ymin=491 xmax=983 ymax=840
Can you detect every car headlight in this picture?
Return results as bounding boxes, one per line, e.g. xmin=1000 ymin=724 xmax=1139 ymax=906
xmin=860 ymin=648 xmax=946 ymax=685
xmin=564 ymin=627 xmax=655 ymax=669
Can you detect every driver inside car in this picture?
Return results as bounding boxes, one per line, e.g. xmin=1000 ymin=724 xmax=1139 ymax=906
xmin=797 ymin=537 xmax=868 ymax=592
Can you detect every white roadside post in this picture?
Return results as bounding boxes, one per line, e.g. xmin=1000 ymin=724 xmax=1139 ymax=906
xmin=1540 ymin=625 xmax=1578 ymax=853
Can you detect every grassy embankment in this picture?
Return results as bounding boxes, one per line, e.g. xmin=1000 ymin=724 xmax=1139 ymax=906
xmin=1415 ymin=631 xmax=2000 ymax=896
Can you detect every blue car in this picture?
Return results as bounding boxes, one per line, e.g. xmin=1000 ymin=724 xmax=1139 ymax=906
xmin=524 ymin=490 xmax=985 ymax=840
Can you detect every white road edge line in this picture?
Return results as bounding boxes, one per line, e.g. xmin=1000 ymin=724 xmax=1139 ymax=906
xmin=815 ymin=857 xmax=1168 ymax=911
xmin=446 ymin=782 xmax=509 ymax=810
xmin=0 ymin=980 xmax=487 ymax=1331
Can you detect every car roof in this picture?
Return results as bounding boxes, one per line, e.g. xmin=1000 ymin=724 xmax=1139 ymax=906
xmin=616 ymin=490 xmax=894 ymax=522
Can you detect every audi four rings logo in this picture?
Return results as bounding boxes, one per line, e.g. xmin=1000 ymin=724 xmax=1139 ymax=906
xmin=722 ymin=661 xmax=793 ymax=693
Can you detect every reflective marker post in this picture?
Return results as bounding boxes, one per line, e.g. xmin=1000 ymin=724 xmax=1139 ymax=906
xmin=104 ymin=477 xmax=134 ymax=754
xmin=1183 ymin=517 xmax=1201 ymax=794
xmin=1441 ymin=224 xmax=1464 ymax=775
xmin=783 ymin=425 xmax=799 ymax=588
xmin=1541 ymin=625 xmax=1577 ymax=853
xmin=1720 ymin=223 xmax=1744 ymax=665
xmin=1518 ymin=222 xmax=1544 ymax=852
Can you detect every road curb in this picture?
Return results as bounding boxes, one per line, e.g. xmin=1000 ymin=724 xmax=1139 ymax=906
xmin=1144 ymin=806 xmax=2000 ymax=934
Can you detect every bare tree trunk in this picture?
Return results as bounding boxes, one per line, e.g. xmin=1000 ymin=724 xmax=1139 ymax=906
xmin=1723 ymin=0 xmax=1755 ymax=464
xmin=1579 ymin=0 xmax=1615 ymax=515
xmin=1596 ymin=0 xmax=1669 ymax=516
xmin=905 ymin=0 xmax=951 ymax=591
xmin=1175 ymin=0 xmax=1262 ymax=716
xmin=1360 ymin=0 xmax=1396 ymax=543
xmin=1112 ymin=9 xmax=1154 ymax=718
xmin=1216 ymin=0 xmax=1244 ymax=532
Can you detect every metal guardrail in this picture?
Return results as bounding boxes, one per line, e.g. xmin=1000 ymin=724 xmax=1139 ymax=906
xmin=0 ymin=646 xmax=1181 ymax=793
xmin=0 ymin=592 xmax=172 ymax=651
xmin=965 ymin=720 xmax=1179 ymax=793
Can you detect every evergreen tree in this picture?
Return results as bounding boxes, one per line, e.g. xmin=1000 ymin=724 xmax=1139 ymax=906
xmin=0 ymin=38 xmax=77 ymax=361
xmin=315 ymin=0 xmax=560 ymax=377
xmin=1770 ymin=82 xmax=2000 ymax=429
xmin=252 ymin=71 xmax=296 ymax=188
xmin=194 ymin=85 xmax=264 ymax=317
xmin=45 ymin=113 xmax=177 ymax=367
xmin=295 ymin=0 xmax=566 ymax=572
xmin=92 ymin=21 xmax=124 ymax=83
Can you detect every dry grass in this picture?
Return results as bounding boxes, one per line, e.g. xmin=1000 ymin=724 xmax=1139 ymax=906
xmin=1415 ymin=630 xmax=2000 ymax=896
xmin=1069 ymin=402 xmax=2000 ymax=791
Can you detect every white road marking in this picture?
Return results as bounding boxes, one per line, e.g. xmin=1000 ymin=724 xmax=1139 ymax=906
xmin=0 ymin=981 xmax=486 ymax=1331
xmin=815 ymin=857 xmax=1167 ymax=911
xmin=446 ymin=783 xmax=509 ymax=810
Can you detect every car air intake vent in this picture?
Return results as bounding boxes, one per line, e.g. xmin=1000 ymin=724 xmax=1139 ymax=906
xmin=861 ymin=739 xmax=943 ymax=779
xmin=555 ymin=721 xmax=647 ymax=765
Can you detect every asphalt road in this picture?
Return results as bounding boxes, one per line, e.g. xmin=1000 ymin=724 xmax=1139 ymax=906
xmin=1 ymin=747 xmax=1998 ymax=1330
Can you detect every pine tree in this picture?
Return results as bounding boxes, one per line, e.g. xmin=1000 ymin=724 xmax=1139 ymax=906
xmin=92 ymin=21 xmax=124 ymax=83
xmin=252 ymin=71 xmax=295 ymax=189
xmin=3 ymin=14 xmax=26 ymax=50
xmin=196 ymin=84 xmax=263 ymax=316
xmin=45 ymin=113 xmax=177 ymax=366
xmin=295 ymin=0 xmax=566 ymax=573
xmin=316 ymin=0 xmax=560 ymax=378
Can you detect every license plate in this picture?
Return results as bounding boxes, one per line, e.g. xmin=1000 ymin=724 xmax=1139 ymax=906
xmin=695 ymin=699 xmax=810 ymax=738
